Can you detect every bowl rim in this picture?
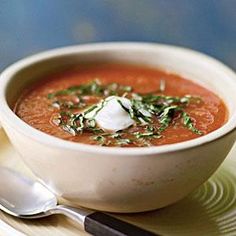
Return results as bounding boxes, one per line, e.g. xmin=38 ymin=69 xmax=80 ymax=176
xmin=0 ymin=42 xmax=236 ymax=156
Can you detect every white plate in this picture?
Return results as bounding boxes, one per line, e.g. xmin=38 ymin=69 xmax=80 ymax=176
xmin=1 ymin=129 xmax=236 ymax=236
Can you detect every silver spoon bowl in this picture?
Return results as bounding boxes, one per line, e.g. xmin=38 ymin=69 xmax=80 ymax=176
xmin=0 ymin=167 xmax=156 ymax=236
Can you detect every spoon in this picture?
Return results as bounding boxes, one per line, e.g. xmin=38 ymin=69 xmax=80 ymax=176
xmin=0 ymin=167 xmax=157 ymax=236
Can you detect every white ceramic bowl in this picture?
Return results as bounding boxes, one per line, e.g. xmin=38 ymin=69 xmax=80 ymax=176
xmin=0 ymin=43 xmax=236 ymax=213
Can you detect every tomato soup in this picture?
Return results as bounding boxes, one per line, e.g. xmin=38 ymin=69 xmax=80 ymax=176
xmin=14 ymin=64 xmax=228 ymax=147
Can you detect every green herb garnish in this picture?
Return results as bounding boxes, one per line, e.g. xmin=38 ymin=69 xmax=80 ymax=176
xmin=48 ymin=79 xmax=203 ymax=146
xmin=182 ymin=112 xmax=202 ymax=135
xmin=48 ymin=80 xmax=133 ymax=99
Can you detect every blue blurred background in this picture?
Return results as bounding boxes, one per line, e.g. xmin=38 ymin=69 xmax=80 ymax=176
xmin=0 ymin=0 xmax=235 ymax=70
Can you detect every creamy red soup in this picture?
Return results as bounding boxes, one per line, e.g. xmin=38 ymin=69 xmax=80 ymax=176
xmin=14 ymin=64 xmax=228 ymax=147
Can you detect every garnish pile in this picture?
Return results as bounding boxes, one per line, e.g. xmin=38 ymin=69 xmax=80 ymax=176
xmin=48 ymin=79 xmax=202 ymax=147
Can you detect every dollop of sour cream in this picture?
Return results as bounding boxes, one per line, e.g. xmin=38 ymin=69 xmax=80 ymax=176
xmin=84 ymin=96 xmax=134 ymax=132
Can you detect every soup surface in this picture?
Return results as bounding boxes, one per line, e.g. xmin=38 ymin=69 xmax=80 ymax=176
xmin=14 ymin=64 xmax=228 ymax=147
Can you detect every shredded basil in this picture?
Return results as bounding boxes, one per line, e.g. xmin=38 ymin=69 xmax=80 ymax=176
xmin=48 ymin=80 xmax=203 ymax=146
xmin=182 ymin=112 xmax=202 ymax=135
xmin=48 ymin=80 xmax=133 ymax=99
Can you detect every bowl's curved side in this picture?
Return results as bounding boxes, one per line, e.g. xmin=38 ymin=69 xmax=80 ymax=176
xmin=3 ymin=121 xmax=236 ymax=213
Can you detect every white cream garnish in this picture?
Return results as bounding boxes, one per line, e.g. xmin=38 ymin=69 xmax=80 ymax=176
xmin=85 ymin=96 xmax=134 ymax=132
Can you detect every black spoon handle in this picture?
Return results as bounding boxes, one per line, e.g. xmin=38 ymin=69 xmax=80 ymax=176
xmin=53 ymin=205 xmax=159 ymax=236
xmin=84 ymin=212 xmax=158 ymax=236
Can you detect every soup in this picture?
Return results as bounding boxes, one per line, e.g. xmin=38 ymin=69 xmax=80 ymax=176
xmin=14 ymin=64 xmax=228 ymax=147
